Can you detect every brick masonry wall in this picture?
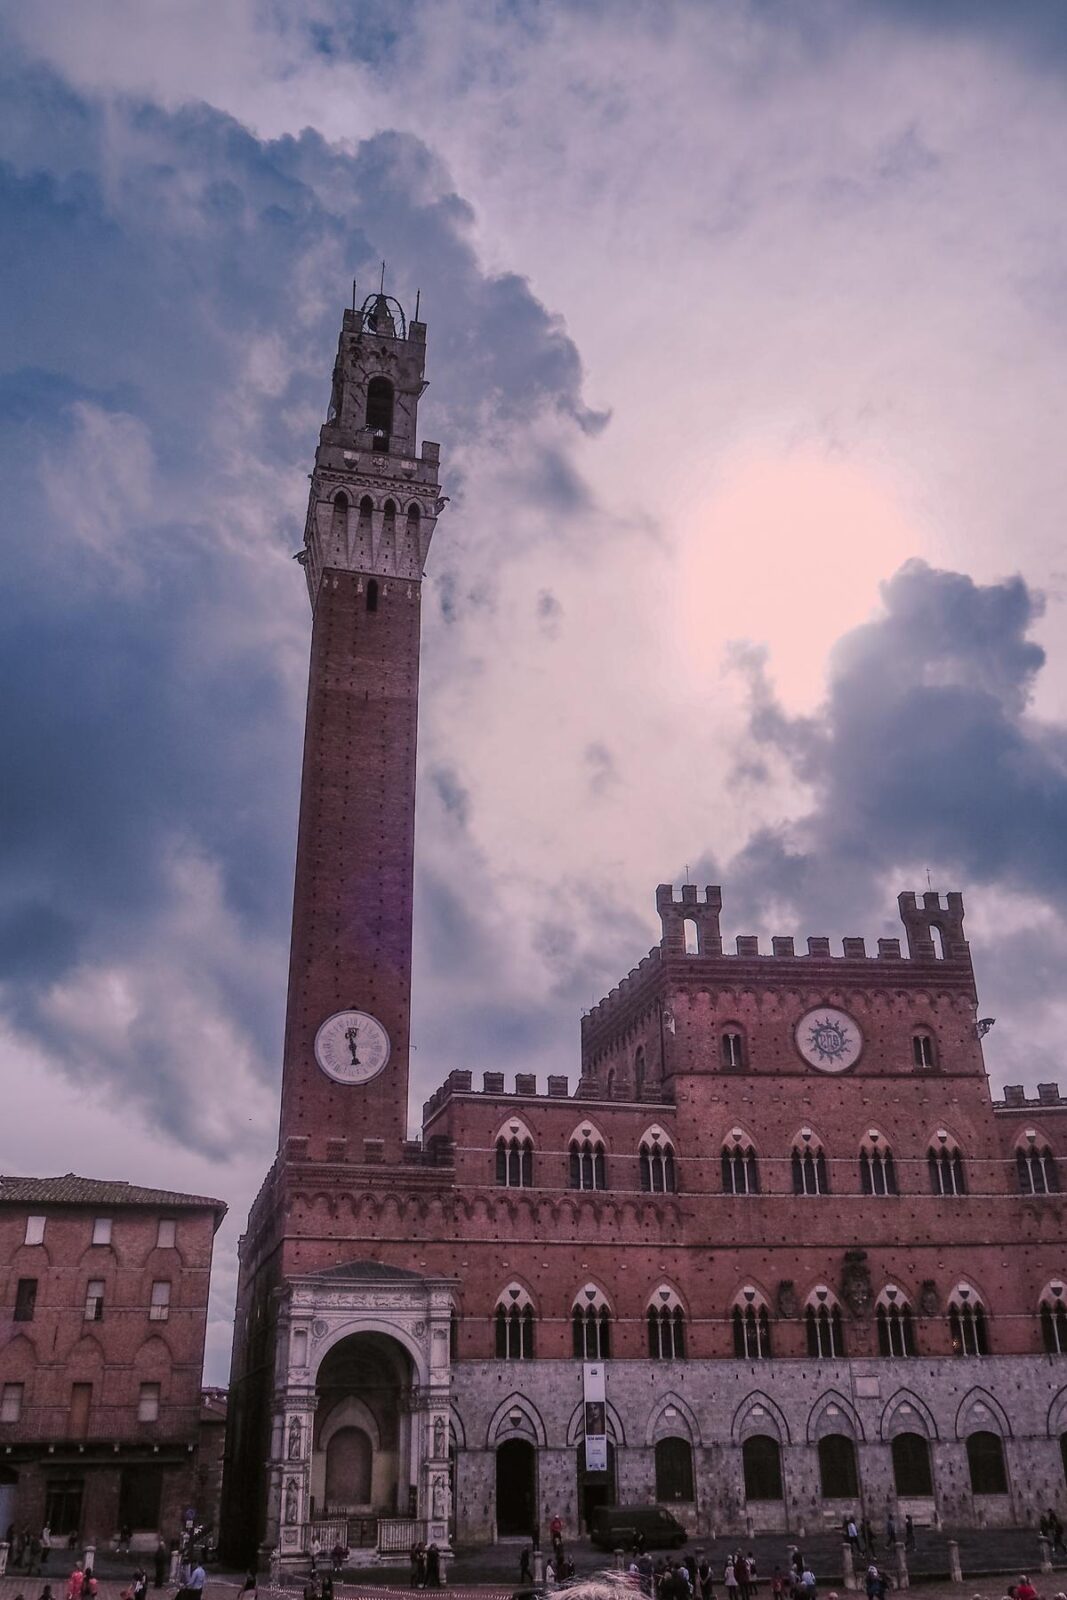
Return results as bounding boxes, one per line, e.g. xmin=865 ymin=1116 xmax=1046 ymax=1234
xmin=277 ymin=568 xmax=422 ymax=1166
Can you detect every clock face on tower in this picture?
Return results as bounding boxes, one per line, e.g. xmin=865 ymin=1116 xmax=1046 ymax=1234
xmin=795 ymin=1006 xmax=863 ymax=1073
xmin=314 ymin=1010 xmax=392 ymax=1085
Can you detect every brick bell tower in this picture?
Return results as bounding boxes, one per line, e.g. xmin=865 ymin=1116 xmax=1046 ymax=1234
xmin=279 ymin=290 xmax=443 ymax=1164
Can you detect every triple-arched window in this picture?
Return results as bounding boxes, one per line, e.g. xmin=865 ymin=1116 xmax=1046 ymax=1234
xmin=1040 ymin=1281 xmax=1067 ymax=1354
xmin=494 ymin=1285 xmax=535 ymax=1359
xmin=647 ymin=1288 xmax=687 ymax=1359
xmin=929 ymin=1132 xmax=966 ymax=1196
xmin=875 ymin=1286 xmax=916 ymax=1356
xmin=792 ymin=1132 xmax=829 ymax=1196
xmin=859 ymin=1132 xmax=898 ymax=1196
xmin=572 ymin=1286 xmax=611 ymax=1360
xmin=569 ymin=1126 xmax=607 ymax=1191
xmin=732 ymin=1287 xmax=772 ymax=1359
xmin=722 ymin=1131 xmax=760 ymax=1195
xmin=495 ymin=1123 xmax=534 ymax=1188
xmin=805 ymin=1287 xmax=845 ymax=1357
xmin=1017 ymin=1135 xmax=1059 ymax=1195
xmin=640 ymin=1128 xmax=677 ymax=1194
xmin=948 ymin=1282 xmax=988 ymax=1355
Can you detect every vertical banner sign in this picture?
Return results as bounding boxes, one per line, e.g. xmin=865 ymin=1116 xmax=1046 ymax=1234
xmin=583 ymin=1361 xmax=607 ymax=1473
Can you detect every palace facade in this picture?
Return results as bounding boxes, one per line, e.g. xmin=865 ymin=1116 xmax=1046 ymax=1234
xmin=224 ymin=296 xmax=1067 ymax=1565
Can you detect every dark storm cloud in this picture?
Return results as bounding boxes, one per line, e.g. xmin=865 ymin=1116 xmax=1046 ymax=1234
xmin=701 ymin=560 xmax=1067 ymax=1084
xmin=0 ymin=54 xmax=595 ymax=1149
xmin=726 ymin=560 xmax=1060 ymax=911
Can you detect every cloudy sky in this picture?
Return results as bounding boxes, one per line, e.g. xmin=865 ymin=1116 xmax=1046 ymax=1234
xmin=2 ymin=0 xmax=1067 ymax=1381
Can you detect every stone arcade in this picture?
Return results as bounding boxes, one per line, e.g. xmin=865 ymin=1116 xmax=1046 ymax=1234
xmin=224 ymin=295 xmax=1067 ymax=1565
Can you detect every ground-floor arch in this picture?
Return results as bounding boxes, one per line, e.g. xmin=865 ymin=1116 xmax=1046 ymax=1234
xmin=496 ymin=1439 xmax=537 ymax=1537
xmin=312 ymin=1331 xmax=413 ymax=1519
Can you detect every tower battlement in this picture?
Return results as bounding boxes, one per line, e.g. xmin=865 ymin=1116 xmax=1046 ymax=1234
xmin=581 ymin=883 xmax=973 ymax=1039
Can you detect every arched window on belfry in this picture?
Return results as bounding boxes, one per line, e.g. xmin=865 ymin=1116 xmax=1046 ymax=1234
xmin=859 ymin=1130 xmax=898 ymax=1196
xmin=1040 ymin=1281 xmax=1067 ymax=1354
xmin=647 ymin=1286 xmax=686 ymax=1360
xmin=948 ymin=1282 xmax=989 ymax=1356
xmin=928 ymin=1130 xmax=966 ymax=1196
xmin=1017 ymin=1130 xmax=1059 ymax=1195
xmin=495 ymin=1120 xmax=534 ymax=1188
xmin=569 ymin=1123 xmax=607 ymax=1191
xmin=805 ymin=1286 xmax=845 ymax=1358
xmin=639 ymin=1127 xmax=677 ymax=1194
xmin=365 ymin=375 xmax=394 ymax=450
xmin=331 ymin=490 xmax=348 ymax=541
xmin=875 ymin=1284 xmax=916 ymax=1356
xmin=494 ymin=1284 xmax=535 ymax=1359
xmin=732 ymin=1286 xmax=772 ymax=1359
xmin=792 ymin=1129 xmax=829 ymax=1196
xmin=572 ymin=1285 xmax=612 ymax=1360
xmin=722 ymin=1129 xmax=760 ymax=1195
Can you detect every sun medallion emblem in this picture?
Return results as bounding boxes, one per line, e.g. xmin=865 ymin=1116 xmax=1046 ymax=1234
xmin=794 ymin=1006 xmax=863 ymax=1073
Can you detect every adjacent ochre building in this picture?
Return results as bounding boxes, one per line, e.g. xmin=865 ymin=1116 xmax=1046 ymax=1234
xmin=224 ymin=296 xmax=1067 ymax=1566
xmin=0 ymin=1175 xmax=225 ymax=1546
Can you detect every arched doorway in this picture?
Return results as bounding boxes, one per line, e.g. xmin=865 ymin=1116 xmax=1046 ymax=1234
xmin=313 ymin=1333 xmax=415 ymax=1523
xmin=326 ymin=1428 xmax=373 ymax=1506
xmin=496 ymin=1439 xmax=537 ymax=1537
xmin=577 ymin=1438 xmax=617 ymax=1532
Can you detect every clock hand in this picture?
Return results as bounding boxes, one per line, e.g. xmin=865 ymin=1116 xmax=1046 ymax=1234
xmin=345 ymin=1024 xmax=360 ymax=1066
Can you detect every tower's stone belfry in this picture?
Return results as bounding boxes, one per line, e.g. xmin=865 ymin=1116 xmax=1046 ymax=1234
xmin=280 ymin=292 xmax=443 ymax=1164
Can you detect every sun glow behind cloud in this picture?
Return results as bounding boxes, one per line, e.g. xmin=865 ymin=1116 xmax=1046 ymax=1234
xmin=677 ymin=450 xmax=918 ymax=710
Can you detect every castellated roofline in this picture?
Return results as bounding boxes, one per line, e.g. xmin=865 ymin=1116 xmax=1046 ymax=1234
xmin=580 ymin=882 xmax=974 ymax=1039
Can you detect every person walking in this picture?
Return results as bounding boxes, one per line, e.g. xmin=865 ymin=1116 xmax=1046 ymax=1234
xmin=66 ymin=1564 xmax=84 ymax=1600
xmin=885 ymin=1515 xmax=896 ymax=1549
xmin=724 ymin=1555 xmax=739 ymax=1600
xmin=736 ymin=1553 xmax=751 ymax=1600
xmin=519 ymin=1548 xmax=532 ymax=1584
xmin=904 ymin=1516 xmax=915 ymax=1552
xmin=153 ymin=1544 xmax=167 ymax=1591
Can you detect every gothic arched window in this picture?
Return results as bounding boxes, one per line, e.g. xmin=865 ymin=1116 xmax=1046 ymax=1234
xmin=572 ymin=1285 xmax=612 ymax=1359
xmin=948 ymin=1283 xmax=989 ymax=1356
xmin=647 ymin=1288 xmax=686 ymax=1359
xmin=494 ymin=1285 xmax=535 ymax=1359
xmin=495 ymin=1122 xmax=534 ymax=1188
xmin=929 ymin=1133 xmax=966 ymax=1196
xmin=569 ymin=1126 xmax=607 ymax=1191
xmin=875 ymin=1286 xmax=916 ymax=1356
xmin=805 ymin=1288 xmax=845 ymax=1357
xmin=732 ymin=1288 xmax=772 ymax=1359
xmin=792 ymin=1133 xmax=829 ymax=1196
xmin=1017 ymin=1135 xmax=1059 ymax=1195
xmin=859 ymin=1132 xmax=898 ymax=1196
xmin=639 ymin=1129 xmax=676 ymax=1194
xmin=722 ymin=1132 xmax=760 ymax=1195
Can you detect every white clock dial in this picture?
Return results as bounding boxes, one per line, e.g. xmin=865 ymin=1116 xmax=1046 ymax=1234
xmin=795 ymin=1006 xmax=863 ymax=1073
xmin=314 ymin=1010 xmax=391 ymax=1085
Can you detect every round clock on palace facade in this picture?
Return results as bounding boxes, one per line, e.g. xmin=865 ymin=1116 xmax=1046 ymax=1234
xmin=794 ymin=1005 xmax=863 ymax=1073
xmin=314 ymin=1009 xmax=391 ymax=1085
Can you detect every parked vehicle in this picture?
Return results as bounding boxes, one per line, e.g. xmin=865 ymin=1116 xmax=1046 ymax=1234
xmin=588 ymin=1504 xmax=687 ymax=1550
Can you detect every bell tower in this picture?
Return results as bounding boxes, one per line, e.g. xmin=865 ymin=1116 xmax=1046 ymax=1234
xmin=279 ymin=291 xmax=443 ymax=1163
